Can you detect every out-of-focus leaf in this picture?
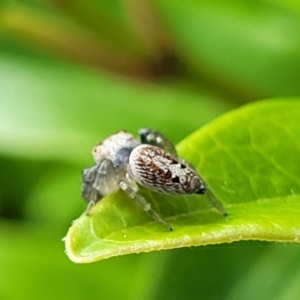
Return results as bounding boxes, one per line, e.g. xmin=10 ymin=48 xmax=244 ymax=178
xmin=148 ymin=243 xmax=300 ymax=300
xmin=225 ymin=243 xmax=300 ymax=300
xmin=24 ymin=166 xmax=82 ymax=224
xmin=155 ymin=0 xmax=300 ymax=98
xmin=0 ymin=54 xmax=232 ymax=163
xmin=65 ymin=99 xmax=300 ymax=263
xmin=0 ymin=221 xmax=143 ymax=300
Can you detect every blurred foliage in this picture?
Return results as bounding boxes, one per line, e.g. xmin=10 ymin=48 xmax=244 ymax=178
xmin=0 ymin=0 xmax=300 ymax=299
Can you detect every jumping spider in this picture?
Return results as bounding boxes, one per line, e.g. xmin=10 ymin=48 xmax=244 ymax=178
xmin=81 ymin=128 xmax=226 ymax=231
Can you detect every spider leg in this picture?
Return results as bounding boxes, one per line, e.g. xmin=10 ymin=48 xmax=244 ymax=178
xmin=118 ymin=178 xmax=173 ymax=231
xmin=205 ymin=189 xmax=227 ymax=216
xmin=191 ymin=172 xmax=227 ymax=217
xmin=85 ymin=198 xmax=97 ymax=215
xmin=82 ymin=159 xmax=119 ymax=215
xmin=92 ymin=159 xmax=119 ymax=195
xmin=83 ymin=164 xmax=103 ymax=215
xmin=81 ymin=164 xmax=102 ymax=212
xmin=139 ymin=128 xmax=177 ymax=157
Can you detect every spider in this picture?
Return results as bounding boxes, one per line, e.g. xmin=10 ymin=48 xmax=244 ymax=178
xmin=81 ymin=128 xmax=226 ymax=231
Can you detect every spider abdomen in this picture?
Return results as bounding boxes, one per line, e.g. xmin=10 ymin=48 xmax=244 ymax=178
xmin=128 ymin=144 xmax=206 ymax=195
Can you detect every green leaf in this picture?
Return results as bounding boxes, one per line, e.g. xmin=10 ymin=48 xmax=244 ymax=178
xmin=0 ymin=221 xmax=143 ymax=300
xmin=0 ymin=54 xmax=231 ymax=163
xmin=155 ymin=0 xmax=300 ymax=98
xmin=65 ymin=99 xmax=300 ymax=263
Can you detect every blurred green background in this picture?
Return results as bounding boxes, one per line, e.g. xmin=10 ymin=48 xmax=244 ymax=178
xmin=1 ymin=0 xmax=300 ymax=299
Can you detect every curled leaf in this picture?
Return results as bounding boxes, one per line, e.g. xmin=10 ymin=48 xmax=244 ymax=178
xmin=65 ymin=99 xmax=300 ymax=263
